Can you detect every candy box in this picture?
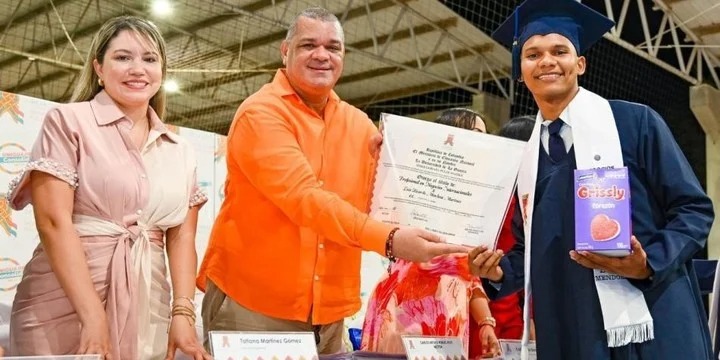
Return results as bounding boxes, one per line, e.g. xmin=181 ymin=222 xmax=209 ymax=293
xmin=574 ymin=167 xmax=631 ymax=257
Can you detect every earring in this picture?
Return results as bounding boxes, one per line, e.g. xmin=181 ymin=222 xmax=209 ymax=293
xmin=98 ymin=78 xmax=104 ymax=87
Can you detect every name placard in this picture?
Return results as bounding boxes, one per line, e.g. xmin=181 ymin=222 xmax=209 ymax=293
xmin=498 ymin=339 xmax=536 ymax=360
xmin=209 ymin=331 xmax=318 ymax=360
xmin=401 ymin=335 xmax=465 ymax=360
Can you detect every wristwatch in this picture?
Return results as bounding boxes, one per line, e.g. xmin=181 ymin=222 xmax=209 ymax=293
xmin=479 ymin=316 xmax=496 ymax=328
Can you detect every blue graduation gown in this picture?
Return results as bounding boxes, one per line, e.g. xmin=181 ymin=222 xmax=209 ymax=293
xmin=485 ymin=100 xmax=715 ymax=359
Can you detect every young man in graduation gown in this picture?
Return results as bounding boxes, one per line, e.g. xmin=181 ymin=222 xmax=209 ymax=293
xmin=468 ymin=0 xmax=715 ymax=359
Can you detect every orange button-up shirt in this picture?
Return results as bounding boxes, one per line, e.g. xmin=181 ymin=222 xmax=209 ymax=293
xmin=197 ymin=70 xmax=394 ymax=324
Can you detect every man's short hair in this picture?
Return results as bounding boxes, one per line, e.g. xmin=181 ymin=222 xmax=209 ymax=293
xmin=285 ymin=7 xmax=344 ymax=43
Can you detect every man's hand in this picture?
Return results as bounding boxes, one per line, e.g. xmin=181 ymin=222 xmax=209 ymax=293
xmin=468 ymin=246 xmax=504 ymax=282
xmin=391 ymin=227 xmax=469 ymax=263
xmin=570 ymin=236 xmax=653 ymax=280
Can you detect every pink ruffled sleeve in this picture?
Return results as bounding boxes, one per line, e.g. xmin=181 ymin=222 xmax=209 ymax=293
xmin=189 ymin=169 xmax=208 ymax=208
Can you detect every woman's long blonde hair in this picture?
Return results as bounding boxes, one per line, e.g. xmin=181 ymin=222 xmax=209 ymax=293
xmin=71 ymin=16 xmax=168 ymax=119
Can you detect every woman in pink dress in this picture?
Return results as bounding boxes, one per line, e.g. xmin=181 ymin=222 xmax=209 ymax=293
xmin=361 ymin=256 xmax=500 ymax=359
xmin=6 ymin=16 xmax=210 ymax=360
xmin=361 ymin=109 xmax=500 ymax=359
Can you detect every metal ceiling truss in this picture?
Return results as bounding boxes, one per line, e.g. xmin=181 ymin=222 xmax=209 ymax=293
xmin=354 ymin=0 xmax=511 ymax=103
xmin=168 ymin=0 xmax=510 ymax=127
xmin=1 ymin=0 xmax=510 ymax=131
xmin=602 ymin=0 xmax=720 ymax=89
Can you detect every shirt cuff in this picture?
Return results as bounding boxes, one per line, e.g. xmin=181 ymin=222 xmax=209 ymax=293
xmin=488 ymin=280 xmax=502 ymax=291
xmin=359 ymin=217 xmax=395 ymax=256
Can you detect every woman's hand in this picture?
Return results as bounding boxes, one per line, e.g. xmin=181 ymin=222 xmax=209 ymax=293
xmin=479 ymin=324 xmax=501 ymax=358
xmin=78 ymin=312 xmax=112 ymax=359
xmin=165 ymin=316 xmax=212 ymax=360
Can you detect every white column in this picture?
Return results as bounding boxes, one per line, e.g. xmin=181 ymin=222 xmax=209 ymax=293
xmin=690 ymin=84 xmax=720 ymax=258
xmin=707 ymin=137 xmax=720 ymax=259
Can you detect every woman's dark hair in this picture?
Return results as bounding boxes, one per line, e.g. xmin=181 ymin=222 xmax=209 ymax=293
xmin=434 ymin=108 xmax=484 ymax=131
xmin=497 ymin=115 xmax=535 ymax=141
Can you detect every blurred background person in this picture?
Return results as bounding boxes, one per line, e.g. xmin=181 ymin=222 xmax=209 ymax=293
xmin=435 ymin=107 xmax=487 ymax=133
xmin=497 ymin=116 xmax=535 ymax=142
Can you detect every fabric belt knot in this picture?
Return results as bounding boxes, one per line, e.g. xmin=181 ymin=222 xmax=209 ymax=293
xmin=72 ymin=214 xmax=164 ymax=360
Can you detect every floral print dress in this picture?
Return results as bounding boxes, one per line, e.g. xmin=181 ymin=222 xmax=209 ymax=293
xmin=360 ymin=255 xmax=481 ymax=357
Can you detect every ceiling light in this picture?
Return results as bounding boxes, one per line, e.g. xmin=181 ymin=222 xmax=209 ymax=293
xmin=151 ymin=0 xmax=173 ymax=17
xmin=164 ymin=79 xmax=179 ymax=93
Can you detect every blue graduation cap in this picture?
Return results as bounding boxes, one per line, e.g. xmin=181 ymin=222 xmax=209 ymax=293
xmin=492 ymin=0 xmax=615 ymax=80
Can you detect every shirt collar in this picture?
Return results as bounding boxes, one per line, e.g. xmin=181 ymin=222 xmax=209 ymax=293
xmin=90 ymin=90 xmax=125 ymax=125
xmin=272 ymin=69 xmax=340 ymax=104
xmin=148 ymin=110 xmax=179 ymax=144
xmin=90 ymin=90 xmax=177 ymax=144
xmin=540 ymin=90 xmax=580 ymax=128
xmin=558 ymin=105 xmax=573 ymax=128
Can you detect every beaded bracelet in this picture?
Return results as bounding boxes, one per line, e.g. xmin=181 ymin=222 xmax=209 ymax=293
xmin=385 ymin=227 xmax=400 ymax=261
xmin=385 ymin=227 xmax=400 ymax=272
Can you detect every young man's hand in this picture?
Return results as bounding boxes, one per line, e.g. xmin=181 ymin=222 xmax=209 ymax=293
xmin=468 ymin=246 xmax=505 ymax=282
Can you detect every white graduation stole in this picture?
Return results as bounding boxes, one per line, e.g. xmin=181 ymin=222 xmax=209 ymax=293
xmin=516 ymin=88 xmax=654 ymax=359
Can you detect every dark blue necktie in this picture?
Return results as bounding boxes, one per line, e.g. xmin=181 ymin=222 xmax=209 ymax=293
xmin=548 ymin=119 xmax=566 ymax=162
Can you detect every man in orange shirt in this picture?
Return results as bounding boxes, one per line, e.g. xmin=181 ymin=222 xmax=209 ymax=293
xmin=197 ymin=7 xmax=468 ymax=354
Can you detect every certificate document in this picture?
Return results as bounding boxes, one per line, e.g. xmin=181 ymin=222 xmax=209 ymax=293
xmin=370 ymin=113 xmax=526 ymax=248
